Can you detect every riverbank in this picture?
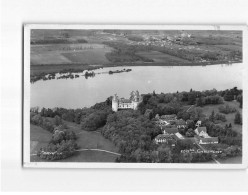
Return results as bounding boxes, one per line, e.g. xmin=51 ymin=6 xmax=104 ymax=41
xmin=31 ymin=59 xmax=242 ymax=78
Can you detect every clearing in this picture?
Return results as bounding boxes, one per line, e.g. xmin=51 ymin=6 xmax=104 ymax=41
xmin=201 ymin=100 xmax=242 ymax=133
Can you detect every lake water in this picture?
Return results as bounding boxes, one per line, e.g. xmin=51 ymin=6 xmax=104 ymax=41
xmin=31 ymin=63 xmax=243 ymax=109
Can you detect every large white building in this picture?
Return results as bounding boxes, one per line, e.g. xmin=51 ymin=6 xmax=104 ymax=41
xmin=112 ymin=91 xmax=142 ymax=112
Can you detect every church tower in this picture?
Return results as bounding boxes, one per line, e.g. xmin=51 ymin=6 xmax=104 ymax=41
xmin=112 ymin=94 xmax=118 ymax=112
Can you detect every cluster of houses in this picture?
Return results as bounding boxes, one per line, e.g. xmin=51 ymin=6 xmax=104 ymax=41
xmin=154 ymin=114 xmax=218 ymax=146
xmin=126 ymin=31 xmax=193 ymax=48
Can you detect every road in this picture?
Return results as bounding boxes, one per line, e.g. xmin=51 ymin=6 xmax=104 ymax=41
xmin=195 ymin=143 xmax=220 ymax=164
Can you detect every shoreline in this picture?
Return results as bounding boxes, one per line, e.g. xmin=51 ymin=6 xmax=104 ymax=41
xmin=31 ymin=60 xmax=242 ymax=76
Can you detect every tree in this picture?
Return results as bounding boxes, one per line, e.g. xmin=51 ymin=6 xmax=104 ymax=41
xmin=209 ymin=110 xmax=215 ymax=122
xmin=237 ymin=94 xmax=243 ymax=108
xmin=234 ymin=111 xmax=242 ymax=125
xmin=54 ymin=115 xmax=62 ymax=126
xmin=157 ymin=146 xmax=172 ymax=163
xmin=185 ymin=128 xmax=195 ymax=137
xmin=186 ymin=119 xmax=195 ymax=129
xmin=224 ymin=91 xmax=234 ymax=101
xmin=188 ymin=92 xmax=197 ymax=105
xmin=196 ymin=97 xmax=204 ymax=107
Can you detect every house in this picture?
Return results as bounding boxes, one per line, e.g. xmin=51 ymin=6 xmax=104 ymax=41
xmin=162 ymin=126 xmax=178 ymax=135
xmin=154 ymin=134 xmax=169 ymax=144
xmin=194 ymin=127 xmax=210 ymax=138
xmin=198 ymin=137 xmax=219 ymax=144
xmin=175 ymin=119 xmax=187 ymax=129
xmin=157 ymin=119 xmax=170 ymax=126
xmin=154 ymin=134 xmax=176 ymax=146
xmin=194 ymin=126 xmax=219 ymax=144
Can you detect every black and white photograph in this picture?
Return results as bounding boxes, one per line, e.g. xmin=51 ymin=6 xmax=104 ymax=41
xmin=23 ymin=25 xmax=247 ymax=168
xmin=2 ymin=0 xmax=248 ymax=192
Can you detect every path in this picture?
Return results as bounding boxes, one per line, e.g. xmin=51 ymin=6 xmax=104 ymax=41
xmin=195 ymin=143 xmax=220 ymax=164
xmin=186 ymin=105 xmax=194 ymax=112
xmin=31 ymin=148 xmax=121 ymax=156
xmin=75 ymin=148 xmax=121 ymax=156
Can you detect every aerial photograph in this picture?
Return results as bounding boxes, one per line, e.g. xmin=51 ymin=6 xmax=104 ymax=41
xmin=29 ymin=28 xmax=243 ymax=164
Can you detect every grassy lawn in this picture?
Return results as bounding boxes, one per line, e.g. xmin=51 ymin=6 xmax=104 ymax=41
xmin=201 ymin=100 xmax=242 ymax=133
xmin=30 ymin=120 xmax=119 ymax=162
xmin=30 ymin=124 xmax=52 ymax=154
xmin=64 ymin=121 xmax=119 ymax=153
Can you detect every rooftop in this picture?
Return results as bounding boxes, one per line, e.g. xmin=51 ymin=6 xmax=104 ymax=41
xmin=196 ymin=126 xmax=207 ymax=133
xmin=119 ymin=98 xmax=132 ymax=103
xmin=162 ymin=127 xmax=178 ymax=134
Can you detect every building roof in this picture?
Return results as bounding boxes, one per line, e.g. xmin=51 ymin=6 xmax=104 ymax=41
xmin=175 ymin=132 xmax=185 ymax=139
xmin=155 ymin=134 xmax=170 ymax=140
xmin=196 ymin=127 xmax=207 ymax=133
xmin=199 ymin=137 xmax=218 ymax=143
xmin=119 ymin=98 xmax=132 ymax=103
xmin=160 ymin=114 xmax=177 ymax=120
xmin=162 ymin=127 xmax=178 ymax=134
xmin=176 ymin=119 xmax=187 ymax=125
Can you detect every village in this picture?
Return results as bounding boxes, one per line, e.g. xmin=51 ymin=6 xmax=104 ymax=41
xmin=153 ymin=114 xmax=218 ymax=147
xmin=111 ymin=91 xmax=219 ymax=151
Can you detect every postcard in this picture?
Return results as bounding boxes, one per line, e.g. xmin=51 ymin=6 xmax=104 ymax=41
xmin=23 ymin=24 xmax=248 ymax=168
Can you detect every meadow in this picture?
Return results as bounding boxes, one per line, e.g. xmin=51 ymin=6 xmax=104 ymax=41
xmin=137 ymin=50 xmax=190 ymax=64
xmin=201 ymin=100 xmax=242 ymax=133
xmin=30 ymin=120 xmax=119 ymax=162
xmin=31 ymin=43 xmax=112 ymax=65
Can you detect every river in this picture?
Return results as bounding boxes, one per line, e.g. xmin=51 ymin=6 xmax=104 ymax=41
xmin=31 ymin=63 xmax=243 ymax=109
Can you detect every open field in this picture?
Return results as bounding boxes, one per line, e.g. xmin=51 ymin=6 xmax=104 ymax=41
xmin=30 ymin=124 xmax=52 ymax=154
xmin=61 ymin=49 xmax=110 ymax=64
xmin=201 ymin=100 xmax=242 ymax=133
xmin=31 ymin=53 xmax=72 ymax=65
xmin=30 ymin=120 xmax=119 ymax=162
xmin=137 ymin=50 xmax=190 ymax=64
xmin=31 ymin=43 xmax=112 ymax=65
xmin=30 ymin=30 xmax=242 ymax=78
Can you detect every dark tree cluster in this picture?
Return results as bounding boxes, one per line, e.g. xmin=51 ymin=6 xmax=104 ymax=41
xmin=220 ymin=87 xmax=242 ymax=102
xmin=203 ymin=119 xmax=239 ymax=139
xmin=102 ymin=110 xmax=161 ymax=162
xmin=37 ymin=140 xmax=78 ymax=161
xmin=30 ymin=113 xmax=65 ymax=133
xmin=234 ymin=111 xmax=242 ymax=125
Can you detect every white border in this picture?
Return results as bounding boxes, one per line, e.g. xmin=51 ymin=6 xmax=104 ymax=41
xmin=23 ymin=24 xmax=248 ymax=169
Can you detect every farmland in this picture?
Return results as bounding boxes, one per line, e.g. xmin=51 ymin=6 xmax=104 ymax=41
xmin=31 ymin=43 xmax=112 ymax=65
xmin=136 ymin=50 xmax=190 ymax=64
xmin=30 ymin=29 xmax=243 ymax=81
